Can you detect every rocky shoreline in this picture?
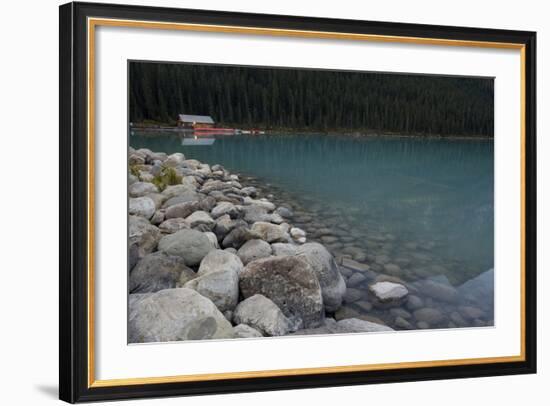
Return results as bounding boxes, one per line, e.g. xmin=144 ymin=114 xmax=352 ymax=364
xmin=128 ymin=147 xmax=493 ymax=343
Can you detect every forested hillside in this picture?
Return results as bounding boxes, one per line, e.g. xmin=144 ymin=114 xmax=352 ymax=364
xmin=129 ymin=62 xmax=494 ymax=137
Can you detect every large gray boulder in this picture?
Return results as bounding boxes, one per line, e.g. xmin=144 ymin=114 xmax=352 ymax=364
xmin=185 ymin=210 xmax=215 ymax=229
xmin=213 ymin=215 xmax=246 ymax=241
xmin=243 ymin=197 xmax=276 ymax=211
xmin=158 ymin=218 xmax=189 ymax=234
xmin=239 ymin=256 xmax=324 ymax=328
xmin=129 ymin=182 xmax=159 ymax=198
xmin=221 ymin=226 xmax=259 ymax=249
xmin=164 ymin=201 xmax=199 ymax=219
xmin=237 ymin=239 xmax=272 ymax=265
xmin=296 ymin=242 xmax=346 ymax=312
xmin=146 ymin=193 xmax=166 ymax=210
xmin=271 ymin=243 xmax=298 ymax=257
xmin=211 ymin=202 xmax=240 ymax=219
xmin=162 ymin=183 xmax=197 ymax=200
xmin=184 ymin=268 xmax=239 ymax=312
xmin=129 ymin=196 xmax=156 ymax=219
xmin=129 ymin=251 xmax=196 ymax=293
xmin=200 ymin=179 xmax=233 ymax=194
xmin=233 ymin=294 xmax=295 ymax=336
xmin=128 ymin=215 xmax=161 ymax=269
xmin=162 ymin=191 xmax=201 ymax=209
xmin=241 ymin=205 xmax=274 ymax=223
xmin=198 ymin=249 xmax=244 ymax=276
xmin=128 ymin=288 xmax=234 ymax=343
xmin=158 ymin=229 xmax=215 ymax=266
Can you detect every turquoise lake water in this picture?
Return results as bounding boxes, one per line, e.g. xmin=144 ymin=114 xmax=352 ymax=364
xmin=130 ymin=131 xmax=494 ymax=319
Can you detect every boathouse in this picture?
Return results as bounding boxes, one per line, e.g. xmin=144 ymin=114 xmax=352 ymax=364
xmin=177 ymin=114 xmax=215 ymax=129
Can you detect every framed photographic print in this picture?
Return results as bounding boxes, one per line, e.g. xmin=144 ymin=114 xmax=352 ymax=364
xmin=59 ymin=1 xmax=537 ymax=403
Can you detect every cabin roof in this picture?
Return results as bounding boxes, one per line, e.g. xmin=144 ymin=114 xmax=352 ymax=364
xmin=178 ymin=114 xmax=214 ymax=124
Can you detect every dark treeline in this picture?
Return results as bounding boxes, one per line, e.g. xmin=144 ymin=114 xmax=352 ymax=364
xmin=129 ymin=62 xmax=494 ymax=137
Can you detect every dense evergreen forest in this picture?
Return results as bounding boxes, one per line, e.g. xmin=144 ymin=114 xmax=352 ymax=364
xmin=129 ymin=62 xmax=494 ymax=137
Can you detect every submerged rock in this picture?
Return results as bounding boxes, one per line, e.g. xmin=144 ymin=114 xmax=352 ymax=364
xmin=343 ymin=288 xmax=363 ymax=303
xmin=275 ymin=206 xmax=293 ymax=218
xmin=413 ymin=307 xmax=445 ymax=325
xmin=406 ymin=295 xmax=424 ymax=310
xmin=369 ymin=281 xmax=409 ymax=307
xmin=457 ymin=268 xmax=494 ymax=309
xmin=346 ymin=272 xmax=367 ymax=287
xmin=417 ymin=279 xmax=459 ymax=303
xmin=239 ymin=256 xmax=324 ymax=328
xmin=128 ymin=288 xmax=234 ymax=343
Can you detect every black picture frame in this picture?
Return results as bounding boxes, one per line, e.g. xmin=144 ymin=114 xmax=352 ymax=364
xmin=59 ymin=1 xmax=537 ymax=403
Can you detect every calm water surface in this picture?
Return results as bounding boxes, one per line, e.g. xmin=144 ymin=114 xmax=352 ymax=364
xmin=131 ymin=131 xmax=494 ymax=323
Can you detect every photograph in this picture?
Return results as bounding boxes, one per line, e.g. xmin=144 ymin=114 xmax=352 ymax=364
xmin=127 ymin=62 xmax=495 ymax=343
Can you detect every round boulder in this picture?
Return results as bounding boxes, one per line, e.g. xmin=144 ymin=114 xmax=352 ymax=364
xmin=129 ymin=181 xmax=159 ymax=198
xmin=130 ymin=251 xmax=196 ymax=293
xmin=128 ymin=288 xmax=234 ymax=343
xmin=198 ymin=249 xmax=244 ymax=276
xmin=129 ymin=196 xmax=156 ymax=219
xmin=184 ymin=268 xmax=239 ymax=312
xmin=185 ymin=210 xmax=215 ymax=229
xmin=239 ymin=256 xmax=324 ymax=328
xmin=128 ymin=215 xmax=161 ymax=269
xmin=158 ymin=229 xmax=215 ymax=266
xmin=296 ymin=242 xmax=346 ymax=312
xmin=233 ymin=294 xmax=295 ymax=336
xmin=237 ymin=239 xmax=272 ymax=265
